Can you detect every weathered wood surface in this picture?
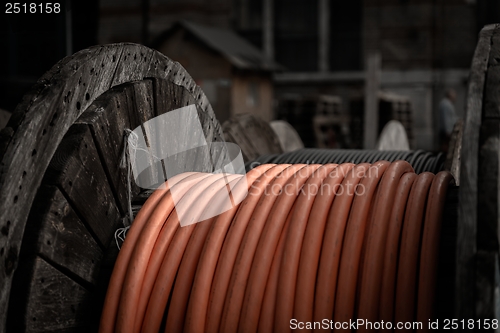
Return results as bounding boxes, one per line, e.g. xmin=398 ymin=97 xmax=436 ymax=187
xmin=27 ymin=185 xmax=102 ymax=285
xmin=8 ymin=257 xmax=90 ymax=332
xmin=0 ymin=43 xmax=224 ymax=332
xmin=44 ymin=125 xmax=119 ymax=248
xmin=222 ymin=113 xmax=282 ymax=162
xmin=269 ymin=120 xmax=304 ymax=152
xmin=444 ymin=118 xmax=463 ymax=185
xmin=474 ymin=24 xmax=500 ymax=323
xmin=75 ymin=84 xmax=141 ymax=216
xmin=457 ymin=23 xmax=498 ymax=321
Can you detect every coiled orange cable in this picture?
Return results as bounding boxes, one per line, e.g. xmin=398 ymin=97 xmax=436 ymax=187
xmin=99 ymin=161 xmax=453 ymax=333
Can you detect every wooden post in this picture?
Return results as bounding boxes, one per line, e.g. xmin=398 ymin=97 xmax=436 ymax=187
xmin=263 ymin=0 xmax=274 ymax=60
xmin=363 ymin=52 xmax=381 ymax=149
xmin=318 ymin=0 xmax=329 ymax=72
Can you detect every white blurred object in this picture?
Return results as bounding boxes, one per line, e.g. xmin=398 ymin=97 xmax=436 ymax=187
xmin=376 ymin=120 xmax=410 ymax=151
xmin=270 ymin=120 xmax=304 ymax=152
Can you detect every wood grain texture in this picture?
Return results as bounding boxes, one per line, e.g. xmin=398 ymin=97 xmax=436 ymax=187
xmin=75 ymin=84 xmax=139 ymax=216
xmin=475 ymin=251 xmax=500 ymax=323
xmin=477 ymin=119 xmax=500 ymax=252
xmin=32 ymin=185 xmax=102 ymax=286
xmin=0 ymin=43 xmax=223 ymax=331
xmin=456 ymin=24 xmax=496 ymax=320
xmin=44 ymin=125 xmax=119 ymax=248
xmin=8 ymin=257 xmax=90 ymax=333
xmin=222 ymin=113 xmax=282 ymax=163
xmin=474 ymin=25 xmax=500 ymax=322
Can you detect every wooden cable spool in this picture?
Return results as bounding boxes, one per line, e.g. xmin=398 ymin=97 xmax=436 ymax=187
xmin=1 ymin=22 xmax=500 ymax=332
xmin=457 ymin=23 xmax=500 ymax=321
xmin=0 ymin=43 xmax=224 ymax=332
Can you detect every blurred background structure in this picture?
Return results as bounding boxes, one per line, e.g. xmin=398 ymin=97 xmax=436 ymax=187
xmin=1 ymin=0 xmax=500 ymax=150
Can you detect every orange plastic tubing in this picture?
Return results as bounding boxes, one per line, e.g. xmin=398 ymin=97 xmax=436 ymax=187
xmin=184 ymin=164 xmax=290 ymax=333
xmin=313 ymin=163 xmax=370 ymax=330
xmin=164 ymin=164 xmax=275 ymax=333
xmin=378 ymin=172 xmax=418 ymax=325
xmin=417 ymin=171 xmax=453 ymax=331
xmin=293 ymin=163 xmax=355 ymax=332
xmin=237 ymin=165 xmax=320 ymax=333
xmin=394 ymin=172 xmax=434 ymax=330
xmin=333 ymin=161 xmax=390 ymax=330
xmin=273 ymin=164 xmax=339 ymax=333
xmin=357 ymin=160 xmax=414 ymax=331
xmin=136 ymin=173 xmax=241 ymax=333
xmin=99 ymin=172 xmax=207 ymax=333
xmin=206 ymin=164 xmax=308 ymax=333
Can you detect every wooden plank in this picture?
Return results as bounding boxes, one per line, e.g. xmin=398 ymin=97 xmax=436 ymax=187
xmin=477 ymin=119 xmax=500 ymax=252
xmin=456 ymin=24 xmax=496 ymax=320
xmin=30 ymin=185 xmax=103 ymax=286
xmin=44 ymin=125 xmax=120 ymax=248
xmin=236 ymin=113 xmax=283 ymax=156
xmin=76 ymin=84 xmax=140 ymax=216
xmin=475 ymin=251 xmax=500 ymax=323
xmin=223 ymin=118 xmax=258 ymax=162
xmin=24 ymin=257 xmax=90 ymax=333
xmin=484 ymin=66 xmax=500 ymax=119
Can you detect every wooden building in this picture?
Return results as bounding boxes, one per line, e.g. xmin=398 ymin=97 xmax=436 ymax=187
xmin=151 ymin=21 xmax=282 ymax=123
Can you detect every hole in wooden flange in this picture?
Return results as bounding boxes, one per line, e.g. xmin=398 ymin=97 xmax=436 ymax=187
xmin=76 ymin=102 xmax=81 ymax=110
xmin=40 ymin=278 xmax=44 ymax=283
xmin=85 ymin=93 xmax=90 ymax=101
xmin=50 ymin=112 xmax=58 ymax=126
xmin=22 ymin=171 xmax=27 ymax=178
xmin=13 ymin=196 xmax=18 ymax=204
xmin=84 ymin=143 xmax=88 ymax=149
xmin=47 ymin=240 xmax=51 ymax=245
xmin=31 ymin=149 xmax=36 ymax=156
xmin=68 ymin=181 xmax=73 ymax=187
xmin=42 ymin=129 xmax=47 ymax=136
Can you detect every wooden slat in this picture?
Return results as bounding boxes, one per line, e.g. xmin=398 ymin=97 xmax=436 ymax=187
xmin=484 ymin=66 xmax=500 ymax=119
xmin=76 ymin=84 xmax=139 ymax=216
xmin=44 ymin=125 xmax=119 ymax=248
xmin=475 ymin=25 xmax=500 ymax=322
xmin=475 ymin=251 xmax=500 ymax=323
xmin=236 ymin=113 xmax=283 ymax=156
xmin=477 ymin=119 xmax=500 ymax=252
xmin=33 ymin=185 xmax=102 ymax=285
xmin=9 ymin=257 xmax=90 ymax=333
xmin=223 ymin=118 xmax=258 ymax=162
xmin=457 ymin=24 xmax=495 ymax=319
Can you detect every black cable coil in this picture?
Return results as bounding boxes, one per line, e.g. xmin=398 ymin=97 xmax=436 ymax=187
xmin=246 ymin=149 xmax=445 ymax=174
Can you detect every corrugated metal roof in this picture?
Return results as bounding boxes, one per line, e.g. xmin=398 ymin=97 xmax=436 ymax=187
xmin=156 ymin=21 xmax=283 ymax=72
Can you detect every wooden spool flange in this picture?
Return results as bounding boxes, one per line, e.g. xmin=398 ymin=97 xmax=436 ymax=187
xmin=0 ymin=43 xmax=224 ymax=332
